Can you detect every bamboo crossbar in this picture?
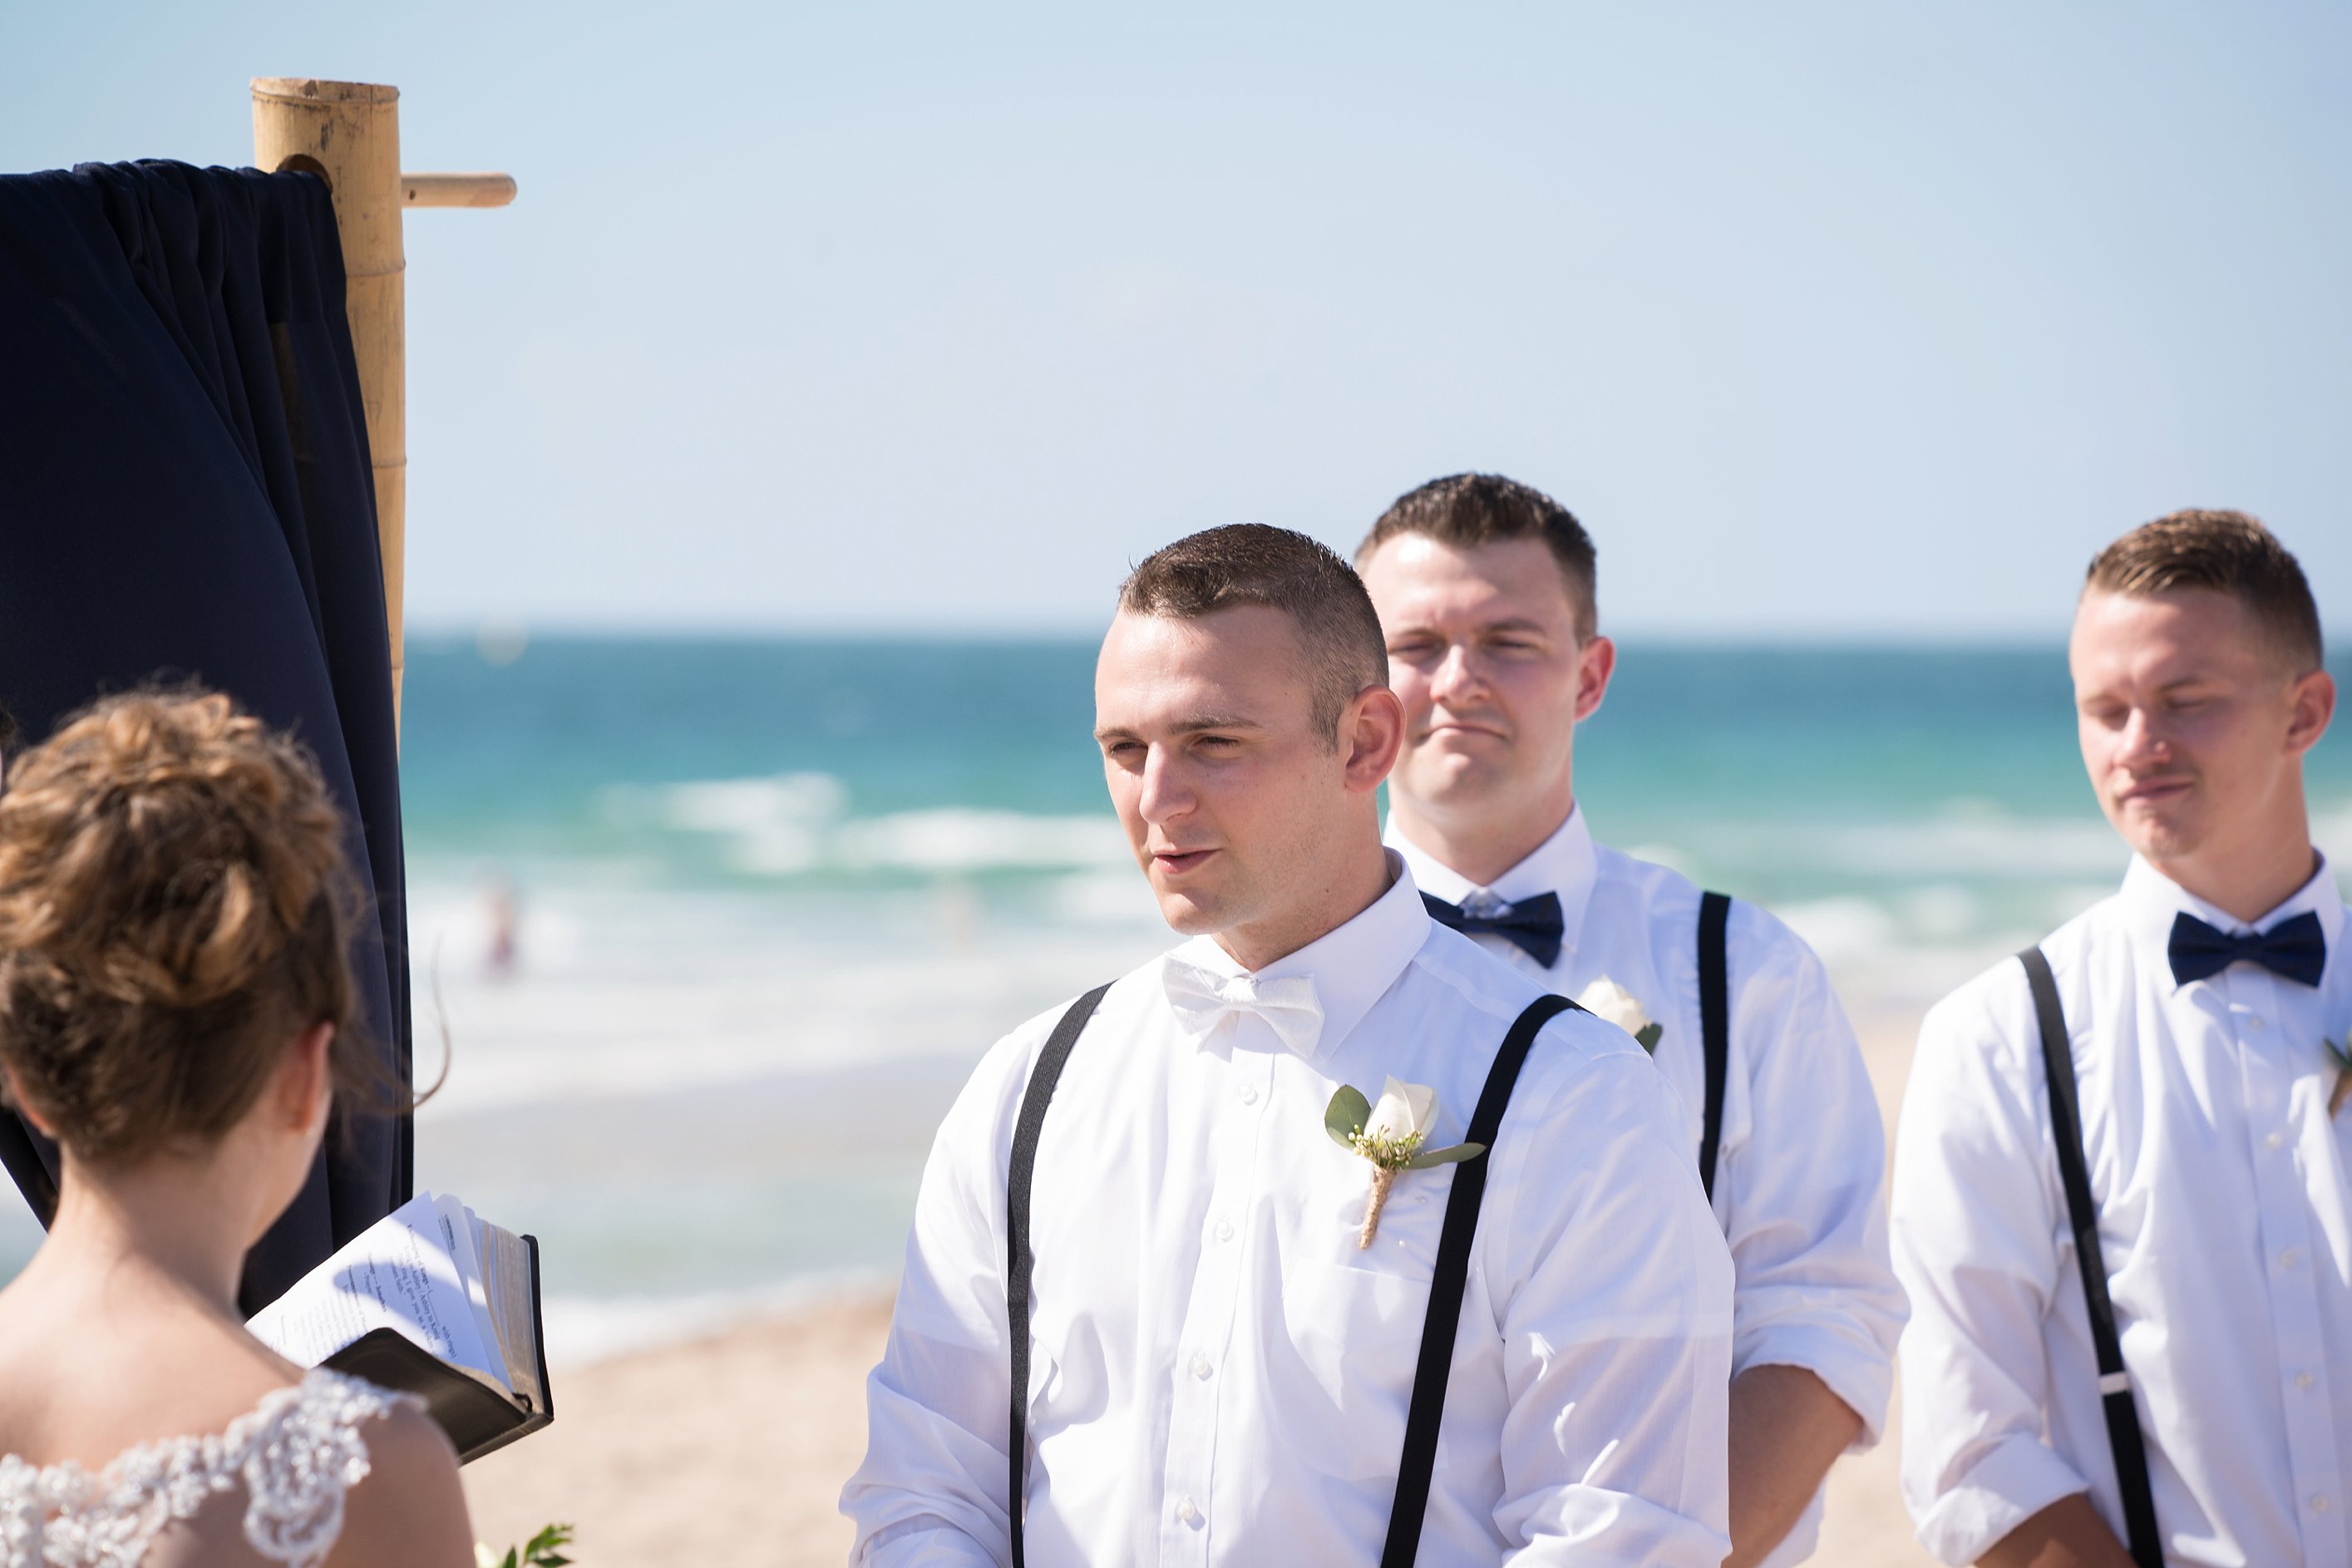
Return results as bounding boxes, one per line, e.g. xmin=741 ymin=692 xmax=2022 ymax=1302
xmin=249 ymin=77 xmax=513 ymax=737
xmin=404 ymin=172 xmax=516 ymax=209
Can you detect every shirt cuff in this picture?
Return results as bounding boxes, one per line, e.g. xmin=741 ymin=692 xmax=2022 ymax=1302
xmin=1731 ymin=1323 xmax=1896 ymax=1449
xmin=1912 ymin=1434 xmax=2090 ymax=1567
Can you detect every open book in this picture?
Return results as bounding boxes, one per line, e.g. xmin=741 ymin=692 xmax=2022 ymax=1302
xmin=247 ymin=1191 xmax=553 ymax=1463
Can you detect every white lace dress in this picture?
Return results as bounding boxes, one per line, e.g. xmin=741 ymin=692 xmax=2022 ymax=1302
xmin=0 ymin=1369 xmax=411 ymax=1568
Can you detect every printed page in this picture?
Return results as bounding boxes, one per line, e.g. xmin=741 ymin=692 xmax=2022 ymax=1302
xmin=247 ymin=1191 xmax=500 ymax=1385
xmin=435 ymin=1193 xmax=512 ymax=1396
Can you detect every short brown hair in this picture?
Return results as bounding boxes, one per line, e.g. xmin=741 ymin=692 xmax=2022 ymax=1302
xmin=2085 ymin=510 xmax=2324 ymax=673
xmin=1356 ymin=473 xmax=1600 ymax=641
xmin=0 ymin=690 xmax=375 ymax=1166
xmin=1118 ymin=524 xmax=1389 ymax=745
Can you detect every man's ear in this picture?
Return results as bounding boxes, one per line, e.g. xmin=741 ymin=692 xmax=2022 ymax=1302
xmin=2285 ymin=667 xmax=2335 ymax=757
xmin=274 ymin=1022 xmax=337 ymax=1133
xmin=1343 ymin=685 xmax=1406 ymax=794
xmin=1573 ymin=634 xmax=1618 ymax=724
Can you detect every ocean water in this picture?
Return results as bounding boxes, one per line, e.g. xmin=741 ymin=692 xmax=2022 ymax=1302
xmin=6 ymin=635 xmax=2349 ymax=1358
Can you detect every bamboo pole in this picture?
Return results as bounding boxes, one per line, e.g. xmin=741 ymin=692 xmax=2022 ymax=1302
xmin=250 ymin=77 xmax=409 ymax=725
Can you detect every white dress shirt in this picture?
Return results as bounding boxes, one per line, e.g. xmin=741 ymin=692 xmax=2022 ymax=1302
xmin=1389 ymin=808 xmax=1906 ymax=1568
xmin=1892 ymin=855 xmax=2352 ymax=1567
xmin=844 ymin=857 xmax=1735 ymax=1566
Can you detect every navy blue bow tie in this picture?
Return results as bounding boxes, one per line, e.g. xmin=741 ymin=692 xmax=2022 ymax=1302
xmin=2167 ymin=910 xmax=2327 ymax=989
xmin=1422 ymin=890 xmax=1566 ymax=968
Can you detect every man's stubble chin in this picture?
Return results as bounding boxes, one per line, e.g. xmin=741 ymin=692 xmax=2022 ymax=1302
xmin=2113 ymin=796 xmax=2207 ymax=865
xmin=1152 ymin=885 xmax=1226 ymax=938
xmin=1400 ymin=742 xmax=1510 ymax=812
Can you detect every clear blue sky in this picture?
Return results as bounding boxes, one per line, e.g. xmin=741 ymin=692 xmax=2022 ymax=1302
xmin=5 ymin=2 xmax=2346 ymax=638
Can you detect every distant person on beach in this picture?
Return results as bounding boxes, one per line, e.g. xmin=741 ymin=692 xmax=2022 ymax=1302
xmin=845 ymin=525 xmax=1736 ymax=1564
xmin=0 ymin=691 xmax=473 ymax=1566
xmin=1891 ymin=511 xmax=2346 ymax=1568
xmin=484 ymin=875 xmax=520 ymax=979
xmin=1356 ymin=473 xmax=1906 ymax=1568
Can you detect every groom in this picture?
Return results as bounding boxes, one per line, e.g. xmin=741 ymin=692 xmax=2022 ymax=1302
xmin=844 ymin=525 xmax=1735 ymax=1565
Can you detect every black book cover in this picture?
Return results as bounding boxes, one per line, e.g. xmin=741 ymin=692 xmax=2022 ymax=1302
xmin=321 ymin=1234 xmax=555 ymax=1465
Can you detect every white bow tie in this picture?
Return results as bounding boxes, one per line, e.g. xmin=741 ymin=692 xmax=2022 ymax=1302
xmin=1161 ymin=958 xmax=1325 ymax=1058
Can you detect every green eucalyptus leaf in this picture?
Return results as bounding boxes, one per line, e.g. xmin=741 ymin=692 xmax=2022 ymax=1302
xmin=1405 ymin=1141 xmax=1487 ymax=1169
xmin=1635 ymin=1022 xmax=1664 ymax=1053
xmin=1324 ymin=1085 xmax=1372 ymax=1148
xmin=519 ymin=1523 xmax=574 ymax=1567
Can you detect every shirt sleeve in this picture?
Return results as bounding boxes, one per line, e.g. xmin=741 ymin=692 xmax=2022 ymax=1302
xmin=1718 ymin=905 xmax=1907 ymax=1446
xmin=1890 ymin=979 xmax=2093 ymax=1566
xmin=840 ymin=1028 xmax=1038 ymax=1568
xmin=1483 ymin=1034 xmax=1738 ymax=1567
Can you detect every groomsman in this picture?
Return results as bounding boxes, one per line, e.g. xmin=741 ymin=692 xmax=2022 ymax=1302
xmin=1893 ymin=511 xmax=2347 ymax=1568
xmin=1357 ymin=474 xmax=1906 ymax=1568
xmin=846 ymin=525 xmax=1736 ymax=1565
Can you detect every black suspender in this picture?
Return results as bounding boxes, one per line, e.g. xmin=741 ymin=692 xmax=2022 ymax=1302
xmin=1005 ymin=982 xmax=1112 ymax=1568
xmin=2018 ymin=946 xmax=2164 ymax=1568
xmin=1003 ymin=986 xmax=1572 ymax=1568
xmin=1378 ymin=992 xmax=1574 ymax=1567
xmin=1696 ymin=890 xmax=1732 ymax=1202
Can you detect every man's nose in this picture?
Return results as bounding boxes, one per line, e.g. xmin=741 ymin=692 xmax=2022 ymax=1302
xmin=2117 ymin=707 xmax=2172 ymax=767
xmin=1428 ymin=643 xmax=1485 ymax=704
xmin=1137 ymin=747 xmax=1193 ymax=825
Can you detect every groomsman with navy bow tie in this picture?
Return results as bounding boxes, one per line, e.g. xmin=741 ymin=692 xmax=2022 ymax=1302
xmin=1356 ymin=474 xmax=1906 ymax=1568
xmin=1893 ymin=511 xmax=2349 ymax=1568
xmin=845 ymin=525 xmax=1736 ymax=1565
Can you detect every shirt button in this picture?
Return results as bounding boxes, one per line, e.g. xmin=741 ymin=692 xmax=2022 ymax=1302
xmin=1191 ymin=1354 xmax=1214 ymax=1380
xmin=2246 ymin=1015 xmax=2266 ymax=1032
xmin=2266 ymin=1131 xmax=2285 ymax=1150
xmin=1213 ymin=1217 xmax=1235 ymax=1242
xmin=1176 ymin=1496 xmax=1202 ymax=1526
xmin=2280 ymin=1248 xmax=2303 ymax=1270
xmin=2314 ymin=1496 xmax=2333 ymax=1514
xmin=1236 ymin=1083 xmax=1259 ymax=1105
xmin=2297 ymin=1370 xmax=2316 ymax=1390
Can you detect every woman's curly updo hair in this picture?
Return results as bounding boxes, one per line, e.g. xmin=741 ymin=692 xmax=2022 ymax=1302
xmin=0 ymin=689 xmax=371 ymax=1166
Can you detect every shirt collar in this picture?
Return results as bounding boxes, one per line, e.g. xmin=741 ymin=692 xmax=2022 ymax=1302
xmin=1384 ymin=805 xmax=1598 ymax=957
xmin=2118 ymin=851 xmax=2345 ymax=984
xmin=1169 ymin=850 xmax=1430 ymax=1060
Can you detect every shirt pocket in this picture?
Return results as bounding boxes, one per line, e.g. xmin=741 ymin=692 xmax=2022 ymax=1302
xmin=1270 ymin=1167 xmax=1451 ymax=1483
xmin=1272 ymin=1257 xmax=1436 ymax=1482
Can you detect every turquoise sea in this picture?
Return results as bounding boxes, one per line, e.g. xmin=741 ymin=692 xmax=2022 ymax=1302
xmin=6 ymin=636 xmax=2349 ymax=1355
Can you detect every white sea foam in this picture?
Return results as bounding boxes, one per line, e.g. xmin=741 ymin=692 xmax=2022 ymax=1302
xmin=620 ymin=774 xmax=1130 ymax=877
xmin=834 ymin=808 xmax=1128 ymax=873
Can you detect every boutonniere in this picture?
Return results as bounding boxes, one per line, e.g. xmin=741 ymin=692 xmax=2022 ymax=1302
xmin=1576 ymin=977 xmax=1664 ymax=1053
xmin=2326 ymin=1038 xmax=2350 ymax=1120
xmin=1324 ymin=1077 xmax=1485 ymax=1249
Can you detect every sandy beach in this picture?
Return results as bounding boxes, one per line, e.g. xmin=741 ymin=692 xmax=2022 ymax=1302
xmin=465 ymin=1013 xmax=1942 ymax=1567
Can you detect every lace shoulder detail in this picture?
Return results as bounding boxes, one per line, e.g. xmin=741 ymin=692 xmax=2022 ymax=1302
xmin=0 ymin=1368 xmax=418 ymax=1568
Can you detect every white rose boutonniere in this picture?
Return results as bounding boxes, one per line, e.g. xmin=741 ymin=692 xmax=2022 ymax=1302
xmin=1324 ymin=1076 xmax=1486 ymax=1248
xmin=1576 ymin=977 xmax=1664 ymax=1053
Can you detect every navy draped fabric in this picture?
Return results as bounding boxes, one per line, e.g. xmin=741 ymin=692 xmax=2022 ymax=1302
xmin=0 ymin=160 xmax=410 ymax=1314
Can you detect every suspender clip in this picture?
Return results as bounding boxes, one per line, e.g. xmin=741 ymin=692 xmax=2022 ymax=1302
xmin=2098 ymin=1370 xmax=2132 ymax=1395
